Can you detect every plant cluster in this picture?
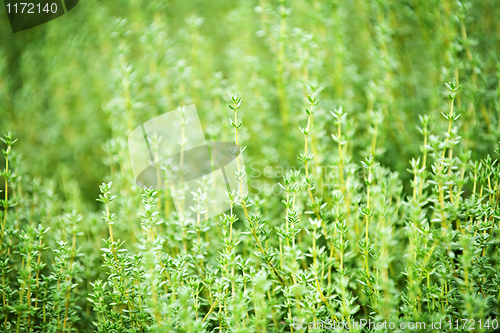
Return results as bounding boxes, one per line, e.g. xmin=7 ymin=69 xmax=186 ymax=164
xmin=1 ymin=0 xmax=500 ymax=332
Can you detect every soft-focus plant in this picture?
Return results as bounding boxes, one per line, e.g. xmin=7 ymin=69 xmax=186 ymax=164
xmin=1 ymin=0 xmax=500 ymax=332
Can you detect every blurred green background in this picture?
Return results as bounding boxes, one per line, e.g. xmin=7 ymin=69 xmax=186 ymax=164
xmin=1 ymin=0 xmax=499 ymax=206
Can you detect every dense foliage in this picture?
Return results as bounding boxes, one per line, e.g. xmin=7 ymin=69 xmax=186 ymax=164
xmin=1 ymin=0 xmax=500 ymax=332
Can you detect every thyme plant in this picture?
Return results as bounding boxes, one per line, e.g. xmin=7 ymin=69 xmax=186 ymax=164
xmin=1 ymin=0 xmax=500 ymax=332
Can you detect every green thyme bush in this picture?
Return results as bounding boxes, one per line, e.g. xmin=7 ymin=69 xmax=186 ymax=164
xmin=1 ymin=0 xmax=500 ymax=332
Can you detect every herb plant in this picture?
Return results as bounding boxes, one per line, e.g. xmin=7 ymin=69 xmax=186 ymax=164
xmin=1 ymin=0 xmax=500 ymax=332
